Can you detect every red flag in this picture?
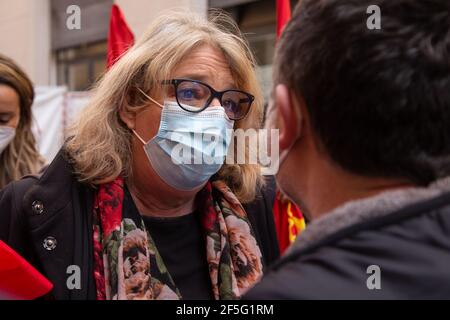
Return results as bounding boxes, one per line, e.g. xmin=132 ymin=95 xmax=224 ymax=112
xmin=274 ymin=0 xmax=304 ymax=254
xmin=107 ymin=4 xmax=135 ymax=69
xmin=273 ymin=192 xmax=306 ymax=254
xmin=0 ymin=240 xmax=53 ymax=299
xmin=276 ymin=0 xmax=291 ymax=39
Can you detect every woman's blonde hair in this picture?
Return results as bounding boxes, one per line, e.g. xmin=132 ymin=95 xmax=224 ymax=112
xmin=65 ymin=10 xmax=264 ymax=203
xmin=0 ymin=54 xmax=45 ymax=189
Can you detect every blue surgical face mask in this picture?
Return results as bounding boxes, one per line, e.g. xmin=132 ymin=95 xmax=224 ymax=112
xmin=133 ymin=99 xmax=234 ymax=191
xmin=0 ymin=126 xmax=16 ymax=154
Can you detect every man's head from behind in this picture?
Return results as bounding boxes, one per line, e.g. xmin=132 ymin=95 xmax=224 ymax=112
xmin=268 ymin=0 xmax=450 ymax=219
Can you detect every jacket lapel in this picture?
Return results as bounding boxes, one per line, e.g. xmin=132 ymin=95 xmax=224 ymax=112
xmin=22 ymin=149 xmax=95 ymax=299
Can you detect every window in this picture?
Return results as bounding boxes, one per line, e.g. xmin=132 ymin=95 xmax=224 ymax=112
xmin=56 ymin=41 xmax=107 ymax=91
xmin=52 ymin=0 xmax=111 ymax=91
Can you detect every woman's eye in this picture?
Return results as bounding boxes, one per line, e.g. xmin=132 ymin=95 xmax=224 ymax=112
xmin=179 ymin=88 xmax=202 ymax=100
xmin=223 ymin=99 xmax=238 ymax=110
xmin=181 ymin=89 xmax=194 ymax=99
xmin=0 ymin=116 xmax=10 ymax=125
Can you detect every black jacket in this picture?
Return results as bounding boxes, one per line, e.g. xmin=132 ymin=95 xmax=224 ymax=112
xmin=0 ymin=150 xmax=280 ymax=300
xmin=245 ymin=178 xmax=450 ymax=299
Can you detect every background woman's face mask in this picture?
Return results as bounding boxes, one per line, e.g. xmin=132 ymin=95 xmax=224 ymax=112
xmin=0 ymin=126 xmax=16 ymax=154
xmin=133 ymin=98 xmax=234 ymax=191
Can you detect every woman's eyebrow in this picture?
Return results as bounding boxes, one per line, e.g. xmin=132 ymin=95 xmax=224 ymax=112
xmin=175 ymin=74 xmax=210 ymax=83
xmin=175 ymin=74 xmax=236 ymax=89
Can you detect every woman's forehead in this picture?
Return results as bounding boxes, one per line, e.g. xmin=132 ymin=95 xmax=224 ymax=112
xmin=172 ymin=45 xmax=236 ymax=89
xmin=0 ymin=84 xmax=20 ymax=112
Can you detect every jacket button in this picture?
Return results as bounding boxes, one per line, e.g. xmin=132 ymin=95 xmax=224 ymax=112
xmin=32 ymin=200 xmax=45 ymax=215
xmin=43 ymin=237 xmax=57 ymax=251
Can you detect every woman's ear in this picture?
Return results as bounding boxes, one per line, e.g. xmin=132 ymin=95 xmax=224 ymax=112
xmin=119 ymin=104 xmax=136 ymax=130
xmin=275 ymin=84 xmax=302 ymax=151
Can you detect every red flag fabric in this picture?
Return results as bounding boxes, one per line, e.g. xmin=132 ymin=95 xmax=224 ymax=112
xmin=276 ymin=0 xmax=291 ymax=38
xmin=0 ymin=240 xmax=53 ymax=299
xmin=107 ymin=4 xmax=135 ymax=69
xmin=274 ymin=0 xmax=304 ymax=253
xmin=273 ymin=192 xmax=306 ymax=254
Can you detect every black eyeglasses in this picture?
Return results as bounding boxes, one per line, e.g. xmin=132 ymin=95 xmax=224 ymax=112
xmin=161 ymin=79 xmax=254 ymax=120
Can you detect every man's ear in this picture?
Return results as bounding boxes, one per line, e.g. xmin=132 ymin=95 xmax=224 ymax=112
xmin=275 ymin=84 xmax=301 ymax=151
xmin=119 ymin=104 xmax=136 ymax=130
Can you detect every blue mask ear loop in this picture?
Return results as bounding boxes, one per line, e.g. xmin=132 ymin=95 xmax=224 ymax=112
xmin=137 ymin=88 xmax=165 ymax=109
xmin=132 ymin=88 xmax=165 ymax=145
xmin=132 ymin=129 xmax=147 ymax=145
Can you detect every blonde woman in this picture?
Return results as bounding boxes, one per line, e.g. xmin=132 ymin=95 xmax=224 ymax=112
xmin=0 ymin=54 xmax=45 ymax=190
xmin=0 ymin=11 xmax=279 ymax=300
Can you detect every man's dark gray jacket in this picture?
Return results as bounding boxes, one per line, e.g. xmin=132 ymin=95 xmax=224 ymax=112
xmin=246 ymin=178 xmax=450 ymax=299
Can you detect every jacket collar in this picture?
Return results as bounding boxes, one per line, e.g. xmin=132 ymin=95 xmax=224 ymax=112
xmin=22 ymin=149 xmax=78 ymax=218
xmin=21 ymin=148 xmax=96 ymax=299
xmin=287 ymin=176 xmax=450 ymax=255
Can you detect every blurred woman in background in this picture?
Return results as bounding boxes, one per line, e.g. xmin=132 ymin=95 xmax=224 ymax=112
xmin=0 ymin=54 xmax=45 ymax=189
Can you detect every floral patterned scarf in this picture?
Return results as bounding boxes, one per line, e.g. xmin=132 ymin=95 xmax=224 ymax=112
xmin=92 ymin=177 xmax=263 ymax=300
